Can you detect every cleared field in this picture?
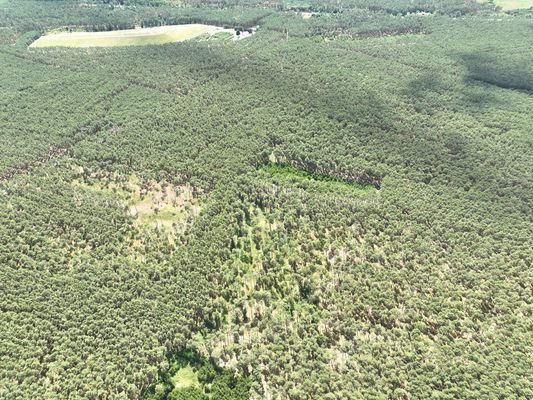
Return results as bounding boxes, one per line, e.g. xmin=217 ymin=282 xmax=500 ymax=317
xmin=30 ymin=24 xmax=234 ymax=48
xmin=497 ymin=0 xmax=533 ymax=9
xmin=481 ymin=0 xmax=533 ymax=10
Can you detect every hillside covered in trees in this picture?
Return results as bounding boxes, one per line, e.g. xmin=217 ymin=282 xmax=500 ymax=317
xmin=0 ymin=0 xmax=532 ymax=399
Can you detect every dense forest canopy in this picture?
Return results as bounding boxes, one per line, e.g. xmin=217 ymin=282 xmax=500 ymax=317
xmin=0 ymin=0 xmax=532 ymax=399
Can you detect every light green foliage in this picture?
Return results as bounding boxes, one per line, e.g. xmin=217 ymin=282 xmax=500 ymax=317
xmin=261 ymin=163 xmax=378 ymax=193
xmin=196 ymin=31 xmax=234 ymax=42
xmin=171 ymin=366 xmax=199 ymax=389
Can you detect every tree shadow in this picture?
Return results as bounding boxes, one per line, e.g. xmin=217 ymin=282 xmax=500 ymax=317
xmin=458 ymin=50 xmax=533 ymax=93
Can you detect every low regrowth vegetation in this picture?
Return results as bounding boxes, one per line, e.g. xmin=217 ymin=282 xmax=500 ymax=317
xmin=260 ymin=163 xmax=379 ymax=192
xmin=71 ymin=168 xmax=201 ymax=243
xmin=143 ymin=350 xmax=250 ymax=400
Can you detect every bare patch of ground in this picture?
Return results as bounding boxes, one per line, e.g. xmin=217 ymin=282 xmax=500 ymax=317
xmin=71 ymin=169 xmax=201 ymax=243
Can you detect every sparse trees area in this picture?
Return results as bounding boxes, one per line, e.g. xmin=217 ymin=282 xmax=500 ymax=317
xmin=0 ymin=0 xmax=531 ymax=399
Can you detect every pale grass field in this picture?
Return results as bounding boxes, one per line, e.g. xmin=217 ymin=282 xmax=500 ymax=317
xmin=30 ymin=24 xmax=233 ymax=48
xmin=498 ymin=0 xmax=533 ymax=9
xmin=483 ymin=0 xmax=533 ymax=10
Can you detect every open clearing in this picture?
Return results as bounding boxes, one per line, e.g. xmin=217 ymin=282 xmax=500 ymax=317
xmin=71 ymin=171 xmax=201 ymax=244
xmin=30 ymin=24 xmax=239 ymax=48
xmin=171 ymin=366 xmax=199 ymax=390
xmin=260 ymin=163 xmax=379 ymax=193
xmin=480 ymin=0 xmax=533 ymax=10
xmin=495 ymin=0 xmax=533 ymax=9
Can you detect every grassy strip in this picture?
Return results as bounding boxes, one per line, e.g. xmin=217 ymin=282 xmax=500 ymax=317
xmin=260 ymin=163 xmax=376 ymax=192
xmin=30 ymin=24 xmax=228 ymax=48
xmin=498 ymin=0 xmax=533 ymax=10
xmin=480 ymin=0 xmax=533 ymax=10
